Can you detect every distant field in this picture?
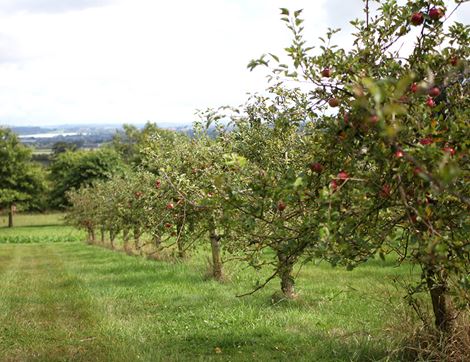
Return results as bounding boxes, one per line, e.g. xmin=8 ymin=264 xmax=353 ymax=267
xmin=32 ymin=148 xmax=53 ymax=155
xmin=0 ymin=212 xmax=65 ymax=227
xmin=0 ymin=213 xmax=85 ymax=243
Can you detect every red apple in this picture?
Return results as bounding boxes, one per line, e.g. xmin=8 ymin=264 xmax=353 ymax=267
xmin=428 ymin=86 xmax=440 ymax=98
xmin=426 ymin=97 xmax=435 ymax=108
xmin=442 ymin=146 xmax=456 ymax=156
xmin=429 ymin=7 xmax=444 ymax=20
xmin=277 ymin=201 xmax=286 ymax=212
xmin=394 ymin=149 xmax=404 ymax=158
xmin=309 ymin=162 xmax=323 ymax=173
xmin=328 ymin=97 xmax=339 ymax=107
xmin=166 ymin=202 xmax=175 ymax=210
xmin=330 ymin=179 xmax=338 ymax=192
xmin=321 ymin=68 xmax=331 ymax=77
xmin=337 ymin=171 xmax=349 ymax=181
xmin=419 ymin=137 xmax=433 ymax=145
xmin=369 ymin=115 xmax=379 ymax=125
xmin=380 ymin=184 xmax=391 ymax=198
xmin=155 ymin=180 xmax=161 ymax=189
xmin=450 ymin=56 xmax=458 ymax=66
xmin=410 ymin=82 xmax=418 ymax=93
xmin=411 ymin=12 xmax=424 ymax=26
xmin=164 ymin=223 xmax=172 ymax=228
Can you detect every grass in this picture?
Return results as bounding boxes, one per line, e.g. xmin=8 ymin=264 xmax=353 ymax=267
xmin=0 ymin=213 xmax=84 ymax=243
xmin=0 ymin=213 xmax=419 ymax=360
xmin=32 ymin=148 xmax=53 ymax=155
xmin=0 ymin=246 xmax=418 ymax=361
xmin=0 ymin=212 xmax=66 ymax=227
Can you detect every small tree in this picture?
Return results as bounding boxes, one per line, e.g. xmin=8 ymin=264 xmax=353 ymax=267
xmin=66 ymin=186 xmax=99 ymax=242
xmin=0 ymin=127 xmax=46 ymax=227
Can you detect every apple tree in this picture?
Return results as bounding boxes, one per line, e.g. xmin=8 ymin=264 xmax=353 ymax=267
xmin=247 ymin=0 xmax=469 ymax=330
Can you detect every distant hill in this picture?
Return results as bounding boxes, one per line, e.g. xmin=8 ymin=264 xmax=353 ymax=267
xmin=6 ymin=122 xmax=195 ymax=150
xmin=8 ymin=126 xmax=56 ymax=135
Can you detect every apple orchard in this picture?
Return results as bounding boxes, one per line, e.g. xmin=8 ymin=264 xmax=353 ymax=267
xmin=67 ymin=0 xmax=469 ymax=337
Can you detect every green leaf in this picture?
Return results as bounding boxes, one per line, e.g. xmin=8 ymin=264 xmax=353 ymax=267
xmin=293 ymin=177 xmax=304 ymax=189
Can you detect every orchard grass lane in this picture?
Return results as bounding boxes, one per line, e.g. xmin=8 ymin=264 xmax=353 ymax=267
xmin=0 ymin=242 xmax=417 ymax=361
xmin=0 ymin=244 xmax=116 ymax=361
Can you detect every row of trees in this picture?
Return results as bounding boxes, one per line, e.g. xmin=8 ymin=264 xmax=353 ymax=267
xmin=66 ymin=0 xmax=468 ymax=337
xmin=0 ymin=124 xmax=142 ymax=224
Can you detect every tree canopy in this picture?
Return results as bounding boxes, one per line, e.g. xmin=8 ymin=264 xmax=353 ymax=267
xmin=0 ymin=127 xmax=46 ymax=226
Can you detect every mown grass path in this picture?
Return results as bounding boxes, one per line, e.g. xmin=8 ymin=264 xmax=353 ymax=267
xmin=0 ymin=243 xmax=414 ymax=361
xmin=0 ymin=244 xmax=115 ymax=361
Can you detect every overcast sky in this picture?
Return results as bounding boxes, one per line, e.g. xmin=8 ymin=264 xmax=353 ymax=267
xmin=0 ymin=0 xmax=468 ymax=127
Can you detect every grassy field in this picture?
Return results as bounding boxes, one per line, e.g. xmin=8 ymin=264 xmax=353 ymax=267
xmin=0 ymin=213 xmax=85 ymax=243
xmin=0 ymin=212 xmax=65 ymax=227
xmin=0 ymin=214 xmax=420 ymax=361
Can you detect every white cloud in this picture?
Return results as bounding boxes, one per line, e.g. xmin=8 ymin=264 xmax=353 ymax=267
xmin=0 ymin=0 xmax=467 ymax=127
xmin=0 ymin=0 xmax=113 ymax=14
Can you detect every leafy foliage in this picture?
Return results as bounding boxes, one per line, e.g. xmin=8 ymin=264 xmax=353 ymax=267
xmin=66 ymin=0 xmax=469 ymax=336
xmin=49 ymin=147 xmax=126 ymax=208
xmin=0 ymin=127 xmax=47 ymax=218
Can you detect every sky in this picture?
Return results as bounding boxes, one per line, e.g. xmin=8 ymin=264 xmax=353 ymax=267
xmin=0 ymin=0 xmax=468 ymax=127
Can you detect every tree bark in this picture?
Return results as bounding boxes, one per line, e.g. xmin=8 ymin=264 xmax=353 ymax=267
xmin=277 ymin=251 xmax=296 ymax=299
xmin=8 ymin=204 xmax=13 ymax=228
xmin=87 ymin=227 xmax=96 ymax=243
xmin=109 ymin=229 xmax=116 ymax=249
xmin=426 ymin=267 xmax=453 ymax=332
xmin=123 ymin=228 xmax=130 ymax=252
xmin=176 ymin=222 xmax=185 ymax=258
xmin=153 ymin=234 xmax=161 ymax=249
xmin=209 ymin=218 xmax=223 ymax=281
xmin=133 ymin=226 xmax=141 ymax=251
xmin=100 ymin=227 xmax=105 ymax=243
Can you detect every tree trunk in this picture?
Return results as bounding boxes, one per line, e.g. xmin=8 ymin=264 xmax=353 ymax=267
xmin=8 ymin=204 xmax=13 ymax=228
xmin=100 ymin=227 xmax=105 ymax=243
xmin=87 ymin=227 xmax=96 ymax=243
xmin=134 ymin=227 xmax=141 ymax=252
xmin=209 ymin=218 xmax=223 ymax=281
xmin=176 ymin=222 xmax=185 ymax=258
xmin=426 ymin=267 xmax=453 ymax=331
xmin=277 ymin=251 xmax=296 ymax=299
xmin=123 ymin=228 xmax=130 ymax=252
xmin=109 ymin=229 xmax=116 ymax=249
xmin=153 ymin=234 xmax=161 ymax=249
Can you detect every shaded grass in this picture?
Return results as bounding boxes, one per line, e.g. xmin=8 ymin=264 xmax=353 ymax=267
xmin=0 ymin=242 xmax=418 ymax=361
